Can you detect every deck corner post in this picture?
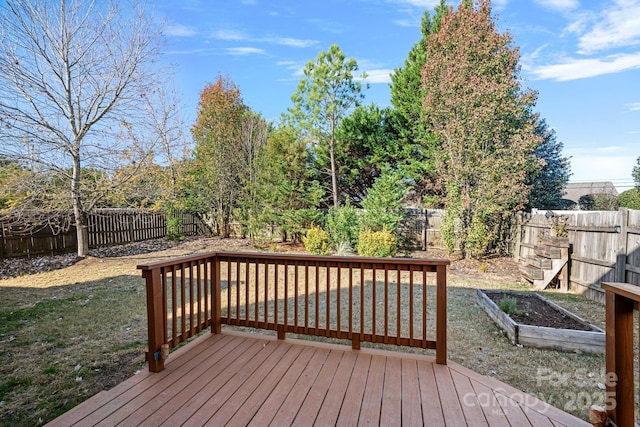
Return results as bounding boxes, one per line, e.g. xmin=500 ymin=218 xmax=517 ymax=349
xmin=436 ymin=265 xmax=447 ymax=365
xmin=603 ymin=282 xmax=636 ymax=427
xmin=143 ymin=268 xmax=165 ymax=372
xmin=211 ymin=256 xmax=222 ymax=334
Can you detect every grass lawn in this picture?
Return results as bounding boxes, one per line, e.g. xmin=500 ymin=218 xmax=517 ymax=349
xmin=0 ymin=238 xmax=606 ymax=425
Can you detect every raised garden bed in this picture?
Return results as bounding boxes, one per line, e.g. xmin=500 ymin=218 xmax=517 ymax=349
xmin=477 ymin=289 xmax=605 ymax=353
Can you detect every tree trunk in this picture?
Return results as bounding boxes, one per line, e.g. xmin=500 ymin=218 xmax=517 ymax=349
xmin=329 ymin=123 xmax=339 ymax=208
xmin=72 ymin=156 xmax=89 ymax=258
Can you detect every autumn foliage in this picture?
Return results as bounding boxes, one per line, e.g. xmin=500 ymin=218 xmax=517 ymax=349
xmin=422 ymin=0 xmax=541 ymax=257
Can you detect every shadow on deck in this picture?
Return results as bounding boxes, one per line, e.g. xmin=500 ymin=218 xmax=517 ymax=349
xmin=47 ymin=330 xmax=589 ymax=426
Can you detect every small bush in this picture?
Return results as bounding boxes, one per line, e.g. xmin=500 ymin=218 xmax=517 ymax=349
xmin=165 ymin=206 xmax=184 ymax=241
xmin=333 ymin=241 xmax=355 ymax=256
xmin=357 ymin=229 xmax=396 ymax=257
xmin=498 ymin=297 xmax=522 ymax=316
xmin=325 ymin=203 xmax=359 ymax=248
xmin=302 ymin=227 xmax=330 ymax=255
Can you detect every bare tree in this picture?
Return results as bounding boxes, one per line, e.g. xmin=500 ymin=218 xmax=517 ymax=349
xmin=0 ymin=0 xmax=164 ymax=257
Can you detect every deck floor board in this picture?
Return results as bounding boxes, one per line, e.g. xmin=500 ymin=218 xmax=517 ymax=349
xmin=46 ymin=330 xmax=591 ymax=427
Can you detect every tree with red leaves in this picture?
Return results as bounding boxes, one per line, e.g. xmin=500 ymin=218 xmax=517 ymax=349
xmin=422 ymin=0 xmax=541 ymax=257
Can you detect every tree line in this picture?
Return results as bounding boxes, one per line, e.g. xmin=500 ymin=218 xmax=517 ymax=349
xmin=0 ymin=0 xmax=576 ymax=258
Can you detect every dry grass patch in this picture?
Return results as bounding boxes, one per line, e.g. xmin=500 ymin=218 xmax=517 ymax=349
xmin=0 ymin=239 xmax=607 ymax=424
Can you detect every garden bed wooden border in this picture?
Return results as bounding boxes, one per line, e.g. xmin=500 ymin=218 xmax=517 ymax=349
xmin=476 ymin=289 xmax=605 ymax=353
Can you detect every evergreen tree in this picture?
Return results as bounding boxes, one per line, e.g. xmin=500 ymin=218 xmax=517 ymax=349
xmin=287 ymin=44 xmax=366 ymax=207
xmin=527 ymin=119 xmax=572 ymax=210
xmin=388 ymin=1 xmax=448 ymax=203
xmin=251 ymin=126 xmax=324 ymax=242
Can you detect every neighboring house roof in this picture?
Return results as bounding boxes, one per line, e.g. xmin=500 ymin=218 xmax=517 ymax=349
xmin=562 ymin=181 xmax=618 ymax=204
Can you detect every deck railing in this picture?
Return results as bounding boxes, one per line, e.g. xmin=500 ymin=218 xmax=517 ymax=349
xmin=138 ymin=252 xmax=450 ymax=372
xmin=601 ymin=282 xmax=640 ymax=427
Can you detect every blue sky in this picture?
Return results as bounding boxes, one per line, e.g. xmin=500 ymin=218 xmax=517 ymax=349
xmin=156 ymin=0 xmax=640 ymax=193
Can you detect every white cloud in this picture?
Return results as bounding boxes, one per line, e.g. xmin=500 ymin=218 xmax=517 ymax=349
xmin=277 ymin=60 xmax=305 ymax=76
xmin=577 ymin=0 xmax=640 ymax=54
xmin=569 ymin=154 xmax=637 ymax=192
xmin=213 ymin=30 xmax=316 ymax=48
xmin=266 ymin=37 xmax=317 ymax=48
xmin=493 ymin=0 xmax=509 ymax=9
xmin=225 ymin=47 xmax=266 ymax=56
xmin=393 ymin=18 xmax=419 ymax=27
xmin=166 ymin=24 xmax=197 ymax=37
xmin=388 ymin=0 xmax=441 ymax=7
xmin=214 ymin=29 xmax=248 ymax=41
xmin=362 ymin=69 xmax=393 ymax=84
xmin=533 ymin=0 xmax=579 ymax=11
xmin=627 ymin=102 xmax=640 ymax=111
xmin=531 ymin=52 xmax=640 ymax=80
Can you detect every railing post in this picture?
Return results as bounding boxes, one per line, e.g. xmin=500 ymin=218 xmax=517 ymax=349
xmin=435 ymin=264 xmax=447 ymax=365
xmin=602 ymin=281 xmax=638 ymax=427
xmin=211 ymin=255 xmax=222 ymax=334
xmin=143 ymin=268 xmax=165 ymax=373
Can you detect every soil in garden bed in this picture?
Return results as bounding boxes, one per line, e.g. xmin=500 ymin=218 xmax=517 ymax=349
xmin=485 ymin=291 xmax=593 ymax=331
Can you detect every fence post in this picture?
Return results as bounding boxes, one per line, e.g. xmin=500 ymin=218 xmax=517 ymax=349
xmin=514 ymin=212 xmax=523 ymax=263
xmin=422 ymin=209 xmax=427 ymax=251
xmin=616 ymin=208 xmax=629 ymax=283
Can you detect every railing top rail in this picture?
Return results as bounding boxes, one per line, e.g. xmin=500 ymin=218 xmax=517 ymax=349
xmin=137 ymin=250 xmax=450 ymax=271
xmin=602 ymin=281 xmax=640 ymax=303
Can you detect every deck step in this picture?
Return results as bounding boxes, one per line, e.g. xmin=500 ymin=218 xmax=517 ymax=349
xmin=534 ymin=245 xmax=561 ymax=259
xmin=525 ymin=256 xmax=552 ymax=270
xmin=540 ymin=235 xmax=570 ymax=248
xmin=519 ymin=265 xmax=544 ymax=282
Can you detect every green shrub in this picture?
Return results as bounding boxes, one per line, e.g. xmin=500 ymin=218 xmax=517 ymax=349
xmin=618 ymin=188 xmax=640 ymax=210
xmin=498 ymin=296 xmax=521 ymax=316
xmin=325 ymin=202 xmax=359 ymax=248
xmin=359 ymin=170 xmax=406 ymax=234
xmin=357 ymin=229 xmax=396 ymax=257
xmin=302 ymin=227 xmax=330 ymax=255
xmin=165 ymin=206 xmax=184 ymax=241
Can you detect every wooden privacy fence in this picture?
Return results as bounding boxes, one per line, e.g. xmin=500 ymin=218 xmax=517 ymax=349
xmin=138 ymin=252 xmax=450 ymax=372
xmin=0 ymin=209 xmax=208 ymax=259
xmin=514 ymin=208 xmax=640 ymax=302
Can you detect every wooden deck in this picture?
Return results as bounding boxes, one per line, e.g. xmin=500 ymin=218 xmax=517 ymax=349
xmin=47 ymin=330 xmax=590 ymax=426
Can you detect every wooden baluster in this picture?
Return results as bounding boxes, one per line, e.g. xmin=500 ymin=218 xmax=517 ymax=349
xmin=436 ymin=265 xmax=447 ymax=365
xmin=236 ymin=258 xmax=241 ymax=322
xmin=171 ymin=265 xmax=177 ymax=345
xmin=245 ymin=259 xmax=250 ymax=322
xmin=384 ymin=266 xmax=388 ymax=343
xmin=284 ymin=261 xmax=289 ymax=333
xmin=315 ymin=263 xmax=320 ymax=332
xmin=212 ymin=256 xmax=221 ymax=334
xmin=196 ymin=260 xmax=202 ymax=331
xmin=422 ymin=268 xmax=427 ymax=346
xmin=274 ymin=260 xmax=279 ymax=328
xmin=409 ymin=267 xmax=414 ymax=347
xmin=372 ymin=265 xmax=377 ymax=340
xmin=396 ymin=265 xmax=401 ymax=343
xmin=325 ymin=264 xmax=330 ymax=336
xmin=337 ymin=266 xmax=342 ymax=334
